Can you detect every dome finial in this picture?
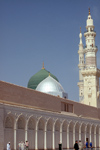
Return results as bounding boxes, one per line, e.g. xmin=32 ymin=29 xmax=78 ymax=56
xmin=42 ymin=62 xmax=45 ymax=69
xmin=80 ymin=27 xmax=81 ymax=33
xmin=49 ymin=73 xmax=50 ymax=76
xmin=89 ymin=8 xmax=90 ymax=15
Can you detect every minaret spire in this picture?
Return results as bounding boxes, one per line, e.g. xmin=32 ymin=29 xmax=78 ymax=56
xmin=89 ymin=8 xmax=90 ymax=15
xmin=79 ymin=27 xmax=82 ymax=44
xmin=42 ymin=62 xmax=45 ymax=69
xmin=80 ymin=27 xmax=81 ymax=33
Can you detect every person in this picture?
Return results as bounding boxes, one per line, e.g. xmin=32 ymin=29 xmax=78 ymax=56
xmin=74 ymin=140 xmax=79 ymax=150
xmin=20 ymin=141 xmax=25 ymax=150
xmin=7 ymin=142 xmax=11 ymax=150
xmin=58 ymin=141 xmax=62 ymax=150
xmin=18 ymin=141 xmax=21 ymax=150
xmin=83 ymin=141 xmax=86 ymax=148
xmin=86 ymin=141 xmax=88 ymax=148
xmin=90 ymin=142 xmax=93 ymax=149
xmin=79 ymin=140 xmax=83 ymax=150
xmin=25 ymin=141 xmax=29 ymax=150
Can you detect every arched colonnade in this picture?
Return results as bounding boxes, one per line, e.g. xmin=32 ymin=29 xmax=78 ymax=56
xmin=4 ymin=114 xmax=100 ymax=150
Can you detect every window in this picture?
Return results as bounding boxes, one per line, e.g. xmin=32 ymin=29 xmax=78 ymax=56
xmin=61 ymin=102 xmax=73 ymax=113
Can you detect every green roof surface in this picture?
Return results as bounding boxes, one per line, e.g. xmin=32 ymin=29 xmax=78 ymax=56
xmin=27 ymin=68 xmax=59 ymax=89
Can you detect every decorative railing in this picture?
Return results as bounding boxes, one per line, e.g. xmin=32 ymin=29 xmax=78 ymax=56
xmin=84 ymin=45 xmax=98 ymax=49
xmin=84 ymin=30 xmax=96 ymax=33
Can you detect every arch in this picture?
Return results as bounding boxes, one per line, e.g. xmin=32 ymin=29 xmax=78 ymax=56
xmin=17 ymin=115 xmax=25 ymax=146
xmin=28 ymin=116 xmax=36 ymax=149
xmin=81 ymin=123 xmax=86 ymax=145
xmin=47 ymin=118 xmax=53 ymax=149
xmin=55 ymin=119 xmax=60 ymax=148
xmin=47 ymin=118 xmax=53 ymax=131
xmin=62 ymin=120 xmax=67 ymax=148
xmin=38 ymin=117 xmax=45 ymax=149
xmin=86 ymin=123 xmax=91 ymax=143
xmin=38 ymin=117 xmax=45 ymax=130
xmin=5 ymin=115 xmax=14 ymax=129
xmin=96 ymin=125 xmax=99 ymax=147
xmin=4 ymin=114 xmax=14 ymax=150
xmin=28 ymin=116 xmax=35 ymax=130
xmin=75 ymin=122 xmax=80 ymax=142
xmin=17 ymin=116 xmax=25 ymax=129
xmin=91 ymin=124 xmax=95 ymax=146
xmin=69 ymin=121 xmax=74 ymax=148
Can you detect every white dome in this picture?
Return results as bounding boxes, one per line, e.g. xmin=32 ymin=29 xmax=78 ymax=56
xmin=36 ymin=76 xmax=68 ymax=98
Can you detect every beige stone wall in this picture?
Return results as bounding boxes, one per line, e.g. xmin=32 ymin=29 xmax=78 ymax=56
xmin=0 ymin=80 xmax=100 ymax=120
xmin=0 ymin=81 xmax=61 ymax=112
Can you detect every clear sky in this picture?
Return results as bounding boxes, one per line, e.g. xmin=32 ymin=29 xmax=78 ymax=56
xmin=0 ymin=0 xmax=100 ymax=102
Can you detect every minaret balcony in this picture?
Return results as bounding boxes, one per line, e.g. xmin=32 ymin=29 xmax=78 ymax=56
xmin=84 ymin=31 xmax=96 ymax=37
xmin=81 ymin=68 xmax=100 ymax=77
xmin=84 ymin=45 xmax=98 ymax=53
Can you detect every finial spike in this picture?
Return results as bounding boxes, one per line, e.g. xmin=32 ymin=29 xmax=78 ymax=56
xmin=42 ymin=62 xmax=45 ymax=69
xmin=80 ymin=27 xmax=81 ymax=33
xmin=89 ymin=8 xmax=90 ymax=15
xmin=49 ymin=73 xmax=50 ymax=76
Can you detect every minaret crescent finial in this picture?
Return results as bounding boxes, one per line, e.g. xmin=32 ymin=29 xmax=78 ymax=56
xmin=89 ymin=8 xmax=90 ymax=15
xmin=42 ymin=62 xmax=45 ymax=69
xmin=80 ymin=27 xmax=81 ymax=33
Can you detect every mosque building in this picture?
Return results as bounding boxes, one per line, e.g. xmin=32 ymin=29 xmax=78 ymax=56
xmin=0 ymin=9 xmax=100 ymax=150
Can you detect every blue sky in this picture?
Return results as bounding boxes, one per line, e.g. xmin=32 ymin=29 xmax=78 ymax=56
xmin=0 ymin=0 xmax=100 ymax=102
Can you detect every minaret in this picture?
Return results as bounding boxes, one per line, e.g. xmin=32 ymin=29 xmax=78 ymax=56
xmin=79 ymin=9 xmax=100 ymax=107
xmin=84 ymin=8 xmax=97 ymax=68
xmin=77 ymin=27 xmax=85 ymax=102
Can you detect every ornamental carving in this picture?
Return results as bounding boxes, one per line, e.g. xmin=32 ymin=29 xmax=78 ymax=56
xmin=55 ymin=122 xmax=60 ymax=131
xmin=38 ymin=119 xmax=44 ymax=130
xmin=18 ymin=117 xmax=25 ymax=129
xmin=5 ymin=116 xmax=13 ymax=128
xmin=28 ymin=119 xmax=35 ymax=130
xmin=62 ymin=122 xmax=67 ymax=132
xmin=47 ymin=121 xmax=52 ymax=131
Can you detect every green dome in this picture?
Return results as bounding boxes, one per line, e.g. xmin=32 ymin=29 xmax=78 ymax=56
xmin=27 ymin=68 xmax=59 ymax=90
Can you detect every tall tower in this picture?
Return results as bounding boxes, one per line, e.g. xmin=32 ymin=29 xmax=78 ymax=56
xmin=77 ymin=27 xmax=85 ymax=102
xmin=78 ymin=9 xmax=100 ymax=108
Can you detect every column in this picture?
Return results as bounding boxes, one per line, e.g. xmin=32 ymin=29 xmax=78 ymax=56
xmin=25 ymin=120 xmax=28 ymax=142
xmin=35 ymin=120 xmax=38 ymax=150
xmin=79 ymin=124 xmax=81 ymax=140
xmin=89 ymin=126 xmax=91 ymax=143
xmin=60 ymin=123 xmax=62 ymax=143
xmin=52 ymin=122 xmax=55 ymax=150
xmin=14 ymin=120 xmax=17 ymax=150
xmin=44 ymin=121 xmax=47 ymax=150
xmin=73 ymin=125 xmax=75 ymax=146
xmin=99 ymin=127 xmax=100 ymax=147
xmin=94 ymin=126 xmax=96 ymax=147
xmin=67 ymin=124 xmax=69 ymax=149
xmin=84 ymin=126 xmax=87 ymax=143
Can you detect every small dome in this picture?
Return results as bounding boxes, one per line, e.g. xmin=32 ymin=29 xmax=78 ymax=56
xmin=36 ymin=76 xmax=68 ymax=98
xmin=27 ymin=68 xmax=59 ymax=89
